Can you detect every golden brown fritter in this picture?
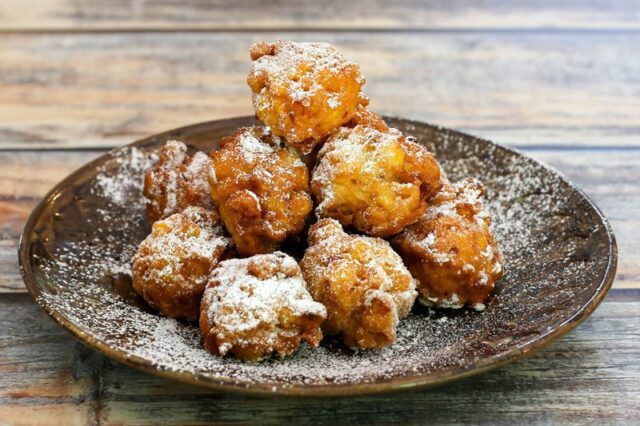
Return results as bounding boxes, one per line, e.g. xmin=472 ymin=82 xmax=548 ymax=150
xmin=209 ymin=126 xmax=313 ymax=256
xmin=247 ymin=40 xmax=367 ymax=153
xmin=344 ymin=104 xmax=389 ymax=132
xmin=143 ymin=140 xmax=213 ymax=224
xmin=392 ymin=178 xmax=504 ymax=311
xmin=200 ymin=252 xmax=327 ymax=361
xmin=312 ymin=124 xmax=442 ymax=237
xmin=300 ymin=219 xmax=417 ymax=349
xmin=132 ymin=206 xmax=232 ymax=321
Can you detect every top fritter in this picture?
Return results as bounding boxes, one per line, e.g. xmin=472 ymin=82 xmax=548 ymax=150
xmin=247 ymin=41 xmax=368 ymax=154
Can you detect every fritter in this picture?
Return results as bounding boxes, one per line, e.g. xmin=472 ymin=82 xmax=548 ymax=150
xmin=248 ymin=40 xmax=367 ymax=153
xmin=200 ymin=252 xmax=327 ymax=361
xmin=312 ymin=124 xmax=442 ymax=237
xmin=344 ymin=104 xmax=389 ymax=132
xmin=209 ymin=126 xmax=313 ymax=255
xmin=132 ymin=206 xmax=232 ymax=321
xmin=392 ymin=178 xmax=504 ymax=311
xmin=143 ymin=140 xmax=213 ymax=224
xmin=300 ymin=219 xmax=417 ymax=349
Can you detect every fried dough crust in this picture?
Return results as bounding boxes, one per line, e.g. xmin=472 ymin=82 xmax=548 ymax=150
xmin=209 ymin=126 xmax=313 ymax=255
xmin=300 ymin=219 xmax=417 ymax=349
xmin=200 ymin=252 xmax=326 ymax=361
xmin=392 ymin=179 xmax=504 ymax=311
xmin=143 ymin=141 xmax=213 ymax=224
xmin=248 ymin=41 xmax=367 ymax=153
xmin=132 ymin=207 xmax=231 ymax=321
xmin=312 ymin=124 xmax=442 ymax=237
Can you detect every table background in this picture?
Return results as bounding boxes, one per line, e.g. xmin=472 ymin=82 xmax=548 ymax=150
xmin=1 ymin=1 xmax=639 ymax=424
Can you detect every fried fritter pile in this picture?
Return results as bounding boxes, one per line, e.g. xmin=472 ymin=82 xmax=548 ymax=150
xmin=132 ymin=206 xmax=232 ymax=321
xmin=247 ymin=41 xmax=367 ymax=153
xmin=392 ymin=179 xmax=504 ymax=311
xmin=143 ymin=140 xmax=213 ymax=223
xmin=200 ymin=252 xmax=327 ymax=361
xmin=300 ymin=219 xmax=417 ymax=349
xmin=312 ymin=124 xmax=442 ymax=237
xmin=209 ymin=126 xmax=313 ymax=255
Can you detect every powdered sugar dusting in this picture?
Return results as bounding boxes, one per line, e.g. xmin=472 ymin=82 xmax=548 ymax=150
xmin=237 ymin=128 xmax=277 ymax=161
xmin=30 ymin=122 xmax=611 ymax=392
xmin=205 ymin=254 xmax=324 ymax=332
xmin=313 ymin=126 xmax=411 ymax=213
xmin=184 ymin=152 xmax=211 ymax=196
xmin=398 ymin=178 xmax=503 ymax=291
xmin=143 ymin=140 xmax=214 ymax=222
xmin=93 ymin=146 xmax=158 ymax=208
xmin=302 ymin=218 xmax=418 ymax=335
xmin=201 ymin=252 xmax=326 ymax=359
xmin=249 ymin=41 xmax=363 ymax=111
xmin=133 ymin=206 xmax=231 ymax=290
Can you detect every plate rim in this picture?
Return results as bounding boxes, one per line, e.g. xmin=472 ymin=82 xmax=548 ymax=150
xmin=19 ymin=116 xmax=618 ymax=397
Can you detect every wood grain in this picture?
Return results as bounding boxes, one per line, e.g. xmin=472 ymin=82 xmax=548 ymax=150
xmin=0 ymin=148 xmax=636 ymax=292
xmin=0 ymin=0 xmax=637 ymax=421
xmin=1 ymin=32 xmax=639 ymax=149
xmin=0 ymin=294 xmax=98 ymax=426
xmin=1 ymin=0 xmax=638 ymax=31
xmin=1 ymin=294 xmax=638 ymax=425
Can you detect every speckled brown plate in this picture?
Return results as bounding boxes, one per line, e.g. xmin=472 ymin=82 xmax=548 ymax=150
xmin=20 ymin=116 xmax=617 ymax=397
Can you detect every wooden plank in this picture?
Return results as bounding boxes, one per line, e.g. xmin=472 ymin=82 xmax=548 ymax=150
xmin=0 ymin=0 xmax=638 ymax=31
xmin=1 ymin=294 xmax=639 ymax=424
xmin=0 ymin=294 xmax=98 ymax=426
xmin=1 ymin=32 xmax=639 ymax=149
xmin=0 ymin=151 xmax=100 ymax=200
xmin=0 ymin=148 xmax=638 ymax=293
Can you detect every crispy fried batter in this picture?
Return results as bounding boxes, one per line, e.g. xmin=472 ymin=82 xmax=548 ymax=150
xmin=392 ymin=179 xmax=504 ymax=311
xmin=300 ymin=219 xmax=417 ymax=349
xmin=209 ymin=126 xmax=313 ymax=255
xmin=247 ymin=41 xmax=367 ymax=153
xmin=132 ymin=207 xmax=232 ymax=321
xmin=200 ymin=252 xmax=327 ymax=361
xmin=312 ymin=124 xmax=442 ymax=237
xmin=344 ymin=104 xmax=389 ymax=132
xmin=143 ymin=140 xmax=213 ymax=224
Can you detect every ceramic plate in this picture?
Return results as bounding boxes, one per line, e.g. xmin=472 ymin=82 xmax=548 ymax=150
xmin=20 ymin=116 xmax=617 ymax=396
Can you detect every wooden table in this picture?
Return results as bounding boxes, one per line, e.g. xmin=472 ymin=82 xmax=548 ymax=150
xmin=1 ymin=1 xmax=639 ymax=424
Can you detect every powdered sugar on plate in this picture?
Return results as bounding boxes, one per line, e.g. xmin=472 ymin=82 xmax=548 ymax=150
xmin=93 ymin=146 xmax=158 ymax=208
xmin=30 ymin=122 xmax=611 ymax=392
